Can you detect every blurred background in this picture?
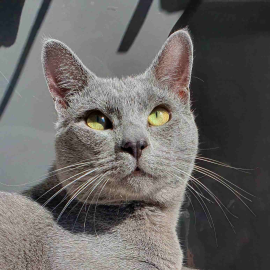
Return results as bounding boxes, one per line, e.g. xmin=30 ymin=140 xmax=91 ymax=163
xmin=0 ymin=0 xmax=269 ymax=269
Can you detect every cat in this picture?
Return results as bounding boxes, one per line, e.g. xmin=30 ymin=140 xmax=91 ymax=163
xmin=0 ymin=29 xmax=198 ymax=270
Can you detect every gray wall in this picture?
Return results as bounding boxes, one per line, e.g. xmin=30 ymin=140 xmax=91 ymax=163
xmin=0 ymin=0 xmax=182 ymax=191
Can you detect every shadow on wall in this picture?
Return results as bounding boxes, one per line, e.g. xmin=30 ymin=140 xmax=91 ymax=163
xmin=0 ymin=0 xmax=25 ymax=47
xmin=0 ymin=0 xmax=52 ymax=120
xmin=117 ymin=0 xmax=190 ymax=53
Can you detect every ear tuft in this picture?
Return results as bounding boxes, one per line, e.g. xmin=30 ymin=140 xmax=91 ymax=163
xmin=41 ymin=39 xmax=92 ymax=108
xmin=147 ymin=29 xmax=193 ymax=101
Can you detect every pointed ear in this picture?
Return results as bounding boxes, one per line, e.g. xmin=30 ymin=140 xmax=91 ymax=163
xmin=42 ymin=39 xmax=94 ymax=109
xmin=146 ymin=29 xmax=193 ymax=102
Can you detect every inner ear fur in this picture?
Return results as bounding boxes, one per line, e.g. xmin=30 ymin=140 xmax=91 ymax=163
xmin=147 ymin=29 xmax=193 ymax=101
xmin=41 ymin=39 xmax=93 ymax=108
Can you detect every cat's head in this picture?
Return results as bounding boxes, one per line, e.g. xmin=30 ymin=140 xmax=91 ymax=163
xmin=42 ymin=29 xmax=198 ymax=206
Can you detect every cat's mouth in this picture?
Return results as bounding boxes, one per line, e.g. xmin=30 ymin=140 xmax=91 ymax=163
xmin=132 ymin=167 xmax=141 ymax=176
xmin=132 ymin=166 xmax=146 ymax=176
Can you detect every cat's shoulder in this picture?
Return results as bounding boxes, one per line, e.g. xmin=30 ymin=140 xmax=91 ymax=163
xmin=0 ymin=191 xmax=54 ymax=235
xmin=0 ymin=191 xmax=54 ymax=269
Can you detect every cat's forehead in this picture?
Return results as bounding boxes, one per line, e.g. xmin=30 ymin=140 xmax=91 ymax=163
xmin=91 ymin=77 xmax=156 ymax=102
xmin=68 ymin=76 xmax=179 ymax=117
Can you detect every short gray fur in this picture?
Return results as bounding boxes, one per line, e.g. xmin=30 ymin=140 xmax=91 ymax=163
xmin=0 ymin=29 xmax=199 ymax=269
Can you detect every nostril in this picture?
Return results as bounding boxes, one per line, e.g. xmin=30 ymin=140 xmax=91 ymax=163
xmin=140 ymin=140 xmax=148 ymax=151
xmin=121 ymin=140 xmax=148 ymax=160
xmin=121 ymin=142 xmax=135 ymax=157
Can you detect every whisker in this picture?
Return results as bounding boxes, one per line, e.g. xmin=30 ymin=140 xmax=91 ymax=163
xmin=194 ymin=165 xmax=255 ymax=198
xmin=83 ymin=173 xmax=110 ymax=232
xmin=194 ymin=166 xmax=256 ymax=216
xmin=196 ymin=156 xmax=252 ymax=173
xmin=51 ymin=192 xmax=70 ymax=213
xmin=0 ymin=160 xmax=93 ymax=187
xmin=37 ymin=168 xmax=94 ymax=203
xmin=46 ymin=157 xmax=113 ymax=179
xmin=185 ymin=193 xmax=197 ymax=226
xmin=166 ymin=170 xmax=214 ymax=228
xmin=42 ymin=168 xmax=98 ymax=208
xmin=156 ymin=160 xmax=212 ymax=203
xmin=63 ymin=174 xmax=103 ymax=217
xmin=194 ymin=166 xmax=251 ymax=201
xmin=71 ymin=174 xmax=108 ymax=231
xmin=57 ymin=172 xmax=106 ymax=223
xmin=191 ymin=178 xmax=237 ymax=233
xmin=0 ymin=158 xmax=112 ymax=188
xmin=186 ymin=185 xmax=218 ymax=246
xmin=41 ymin=173 xmax=101 ymax=214
xmin=37 ymin=158 xmax=115 ymax=203
xmin=93 ymin=177 xmax=110 ymax=236
xmin=160 ymin=157 xmax=253 ymax=211
xmin=171 ymin=166 xmax=237 ymax=232
xmin=186 ymin=184 xmax=214 ymax=228
xmin=46 ymin=160 xmax=93 ymax=176
xmin=165 ymin=169 xmax=212 ymax=203
xmin=69 ymin=182 xmax=98 ymax=231
xmin=188 ymin=178 xmax=213 ymax=203
xmin=57 ymin=181 xmax=90 ymax=223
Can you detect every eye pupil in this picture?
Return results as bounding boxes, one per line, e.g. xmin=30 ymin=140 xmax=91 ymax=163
xmin=148 ymin=106 xmax=170 ymax=126
xmin=86 ymin=111 xmax=112 ymax=130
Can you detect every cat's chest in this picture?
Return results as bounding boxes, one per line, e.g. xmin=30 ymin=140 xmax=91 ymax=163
xmin=48 ymin=221 xmax=182 ymax=270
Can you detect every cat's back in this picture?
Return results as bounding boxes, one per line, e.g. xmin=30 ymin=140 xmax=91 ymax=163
xmin=0 ymin=191 xmax=54 ymax=270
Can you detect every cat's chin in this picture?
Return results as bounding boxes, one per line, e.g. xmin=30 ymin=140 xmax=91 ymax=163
xmin=109 ymin=173 xmax=168 ymax=203
xmin=130 ymin=167 xmax=149 ymax=177
xmin=120 ymin=169 xmax=155 ymax=186
xmin=79 ymin=171 xmax=160 ymax=205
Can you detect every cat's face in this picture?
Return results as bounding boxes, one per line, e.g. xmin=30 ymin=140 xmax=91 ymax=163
xmin=42 ymin=30 xmax=198 ymax=206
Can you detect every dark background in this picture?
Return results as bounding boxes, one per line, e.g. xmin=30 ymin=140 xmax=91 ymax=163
xmin=1 ymin=0 xmax=269 ymax=269
xmin=182 ymin=1 xmax=270 ymax=269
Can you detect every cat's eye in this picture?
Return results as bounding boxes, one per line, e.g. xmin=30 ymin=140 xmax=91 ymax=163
xmin=148 ymin=107 xmax=170 ymax=126
xmin=86 ymin=111 xmax=112 ymax=130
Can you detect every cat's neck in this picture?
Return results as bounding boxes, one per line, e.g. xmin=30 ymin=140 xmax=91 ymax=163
xmin=24 ymin=169 xmax=183 ymax=269
xmin=24 ymin=170 xmax=181 ymax=235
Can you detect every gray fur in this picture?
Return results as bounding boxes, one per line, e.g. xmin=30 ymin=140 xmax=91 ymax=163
xmin=0 ymin=29 xmax=198 ymax=269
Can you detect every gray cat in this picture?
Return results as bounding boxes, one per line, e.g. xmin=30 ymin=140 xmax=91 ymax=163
xmin=0 ymin=29 xmax=198 ymax=269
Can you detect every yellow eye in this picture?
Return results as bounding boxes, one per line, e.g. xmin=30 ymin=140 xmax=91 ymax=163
xmin=86 ymin=111 xmax=112 ymax=130
xmin=148 ymin=107 xmax=170 ymax=126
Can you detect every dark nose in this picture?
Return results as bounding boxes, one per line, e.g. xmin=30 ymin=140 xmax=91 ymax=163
xmin=121 ymin=140 xmax=148 ymax=160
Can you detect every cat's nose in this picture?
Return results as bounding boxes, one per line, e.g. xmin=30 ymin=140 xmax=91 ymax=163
xmin=121 ymin=140 xmax=148 ymax=160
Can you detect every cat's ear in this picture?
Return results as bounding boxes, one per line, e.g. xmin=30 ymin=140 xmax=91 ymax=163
xmin=146 ymin=29 xmax=193 ymax=102
xmin=42 ymin=39 xmax=95 ymax=109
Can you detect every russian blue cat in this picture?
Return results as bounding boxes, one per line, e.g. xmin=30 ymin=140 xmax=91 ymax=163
xmin=0 ymin=29 xmax=198 ymax=269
